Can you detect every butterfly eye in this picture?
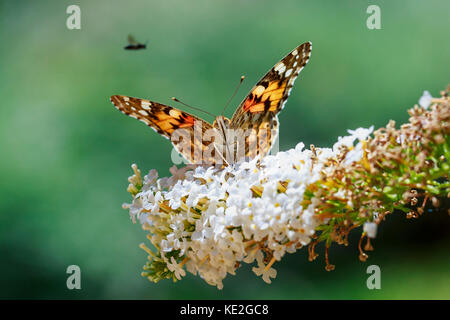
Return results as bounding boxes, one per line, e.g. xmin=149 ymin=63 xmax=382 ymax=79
xmin=223 ymin=117 xmax=231 ymax=127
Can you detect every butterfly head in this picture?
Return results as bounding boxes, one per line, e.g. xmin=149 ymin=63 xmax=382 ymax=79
xmin=213 ymin=116 xmax=231 ymax=133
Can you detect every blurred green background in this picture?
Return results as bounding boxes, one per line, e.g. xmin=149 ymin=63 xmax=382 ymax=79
xmin=0 ymin=0 xmax=449 ymax=299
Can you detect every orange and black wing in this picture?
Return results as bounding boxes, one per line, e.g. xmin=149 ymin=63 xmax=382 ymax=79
xmin=110 ymin=95 xmax=215 ymax=165
xmin=230 ymin=42 xmax=312 ymax=160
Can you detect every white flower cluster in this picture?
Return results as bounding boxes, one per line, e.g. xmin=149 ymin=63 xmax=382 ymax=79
xmin=124 ymin=127 xmax=374 ymax=289
xmin=419 ymin=90 xmax=433 ymax=109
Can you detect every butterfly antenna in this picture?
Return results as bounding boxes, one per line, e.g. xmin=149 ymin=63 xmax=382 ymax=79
xmin=221 ymin=75 xmax=245 ymax=116
xmin=171 ymin=97 xmax=215 ymax=118
xmin=214 ymin=144 xmax=230 ymax=167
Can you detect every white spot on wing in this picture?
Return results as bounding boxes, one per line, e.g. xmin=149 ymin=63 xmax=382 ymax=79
xmin=141 ymin=101 xmax=152 ymax=110
xmin=274 ymin=62 xmax=286 ymax=74
xmin=139 ymin=119 xmax=148 ymax=125
xmin=285 ymin=69 xmax=293 ymax=77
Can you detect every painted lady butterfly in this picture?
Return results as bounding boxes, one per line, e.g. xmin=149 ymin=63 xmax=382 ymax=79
xmin=111 ymin=42 xmax=311 ymax=166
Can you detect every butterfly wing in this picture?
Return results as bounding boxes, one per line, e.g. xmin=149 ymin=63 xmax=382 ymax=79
xmin=110 ymin=95 xmax=216 ymax=165
xmin=230 ymin=42 xmax=312 ymax=160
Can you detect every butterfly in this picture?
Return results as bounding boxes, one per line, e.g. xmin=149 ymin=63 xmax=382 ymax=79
xmin=124 ymin=34 xmax=147 ymax=50
xmin=111 ymin=42 xmax=312 ymax=166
